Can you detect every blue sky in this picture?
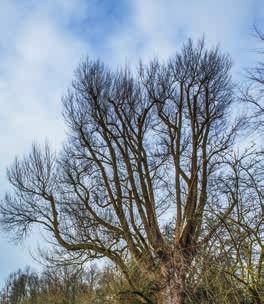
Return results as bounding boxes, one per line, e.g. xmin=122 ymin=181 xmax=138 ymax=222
xmin=0 ymin=0 xmax=264 ymax=285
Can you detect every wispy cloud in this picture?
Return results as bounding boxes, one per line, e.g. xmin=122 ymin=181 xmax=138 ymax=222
xmin=107 ymin=0 xmax=263 ymax=73
xmin=0 ymin=0 xmax=91 ymax=282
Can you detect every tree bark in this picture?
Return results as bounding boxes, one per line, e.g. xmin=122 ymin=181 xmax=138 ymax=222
xmin=156 ymin=256 xmax=187 ymax=304
xmin=157 ymin=282 xmax=185 ymax=304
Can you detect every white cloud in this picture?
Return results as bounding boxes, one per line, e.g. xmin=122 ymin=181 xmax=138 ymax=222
xmin=0 ymin=1 xmax=90 ymax=170
xmin=0 ymin=0 xmax=90 ymax=284
xmin=107 ymin=0 xmax=262 ymax=76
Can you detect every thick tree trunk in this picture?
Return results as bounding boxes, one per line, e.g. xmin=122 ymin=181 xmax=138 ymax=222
xmin=156 ymin=256 xmax=187 ymax=304
xmin=157 ymin=285 xmax=185 ymax=304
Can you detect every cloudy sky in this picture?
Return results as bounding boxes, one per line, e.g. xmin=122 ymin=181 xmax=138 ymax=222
xmin=0 ymin=0 xmax=263 ymax=285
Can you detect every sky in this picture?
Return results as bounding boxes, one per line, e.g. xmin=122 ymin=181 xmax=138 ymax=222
xmin=0 ymin=0 xmax=264 ymax=286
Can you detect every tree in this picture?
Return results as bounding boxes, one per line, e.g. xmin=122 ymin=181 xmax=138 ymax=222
xmin=40 ymin=264 xmax=85 ymax=304
xmin=0 ymin=39 xmax=243 ymax=304
xmin=0 ymin=267 xmax=39 ymax=304
xmin=242 ymin=26 xmax=264 ymax=129
xmin=204 ymin=150 xmax=264 ymax=303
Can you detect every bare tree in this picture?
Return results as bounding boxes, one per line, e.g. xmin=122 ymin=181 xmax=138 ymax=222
xmin=205 ymin=150 xmax=264 ymax=303
xmin=0 ymin=267 xmax=39 ymax=304
xmin=242 ymin=26 xmax=264 ymax=130
xmin=0 ymin=39 xmax=243 ymax=304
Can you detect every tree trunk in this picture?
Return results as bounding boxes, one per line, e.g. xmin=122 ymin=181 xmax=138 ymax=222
xmin=157 ymin=285 xmax=185 ymax=304
xmin=156 ymin=257 xmax=187 ymax=304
